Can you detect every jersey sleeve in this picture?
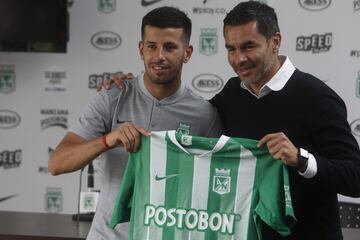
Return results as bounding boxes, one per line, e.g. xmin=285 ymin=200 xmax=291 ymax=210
xmin=69 ymin=89 xmax=113 ymax=140
xmin=254 ymin=150 xmax=297 ymax=237
xmin=107 ymin=154 xmax=136 ymax=229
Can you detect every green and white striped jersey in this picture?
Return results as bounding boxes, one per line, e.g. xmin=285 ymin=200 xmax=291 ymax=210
xmin=108 ymin=131 xmax=296 ymax=240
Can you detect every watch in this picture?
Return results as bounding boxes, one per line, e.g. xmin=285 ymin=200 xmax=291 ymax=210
xmin=296 ymin=148 xmax=309 ymax=171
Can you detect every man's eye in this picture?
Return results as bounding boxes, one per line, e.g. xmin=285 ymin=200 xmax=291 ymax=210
xmin=245 ymin=45 xmax=255 ymax=50
xmin=165 ymin=45 xmax=176 ymax=51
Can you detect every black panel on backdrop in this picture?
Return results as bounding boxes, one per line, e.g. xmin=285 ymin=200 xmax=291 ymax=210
xmin=0 ymin=0 xmax=69 ymax=53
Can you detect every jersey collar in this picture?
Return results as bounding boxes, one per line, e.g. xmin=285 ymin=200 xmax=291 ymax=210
xmin=167 ymin=130 xmax=230 ymax=157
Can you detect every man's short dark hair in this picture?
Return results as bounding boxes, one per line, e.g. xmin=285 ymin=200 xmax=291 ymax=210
xmin=223 ymin=1 xmax=280 ymax=40
xmin=141 ymin=6 xmax=192 ymax=44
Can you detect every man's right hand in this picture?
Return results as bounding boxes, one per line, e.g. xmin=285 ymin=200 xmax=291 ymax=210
xmin=96 ymin=72 xmax=134 ymax=92
xmin=105 ymin=122 xmax=150 ymax=152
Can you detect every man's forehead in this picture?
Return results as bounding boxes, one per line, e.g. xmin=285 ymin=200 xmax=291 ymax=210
xmin=144 ymin=25 xmax=184 ymax=32
xmin=143 ymin=26 xmax=184 ymax=42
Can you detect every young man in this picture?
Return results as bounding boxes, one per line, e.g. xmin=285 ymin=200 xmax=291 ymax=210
xmin=210 ymin=1 xmax=360 ymax=239
xmin=48 ymin=7 xmax=222 ymax=240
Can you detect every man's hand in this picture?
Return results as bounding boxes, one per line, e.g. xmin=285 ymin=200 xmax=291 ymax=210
xmin=257 ymin=132 xmax=299 ymax=167
xmin=105 ymin=122 xmax=150 ymax=152
xmin=96 ymin=72 xmax=134 ymax=92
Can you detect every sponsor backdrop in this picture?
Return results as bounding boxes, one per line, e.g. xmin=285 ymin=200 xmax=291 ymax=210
xmin=0 ymin=0 xmax=360 ymax=214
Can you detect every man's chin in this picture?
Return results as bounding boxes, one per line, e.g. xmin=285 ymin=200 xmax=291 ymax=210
xmin=150 ymin=77 xmax=172 ymax=85
xmin=238 ymin=76 xmax=251 ymax=83
xmin=240 ymin=77 xmax=261 ymax=87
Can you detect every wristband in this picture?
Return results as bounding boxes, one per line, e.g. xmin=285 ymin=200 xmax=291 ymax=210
xmin=101 ymin=135 xmax=110 ymax=150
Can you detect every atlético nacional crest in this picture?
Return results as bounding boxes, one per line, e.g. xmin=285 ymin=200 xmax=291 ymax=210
xmin=0 ymin=65 xmax=15 ymax=94
xmin=84 ymin=195 xmax=95 ymax=210
xmin=213 ymin=168 xmax=231 ymax=195
xmin=176 ymin=122 xmax=191 ymax=136
xmin=98 ymin=0 xmax=116 ymax=13
xmin=199 ymin=28 xmax=218 ymax=56
xmin=45 ymin=187 xmax=63 ymax=213
xmin=79 ymin=191 xmax=99 ymax=213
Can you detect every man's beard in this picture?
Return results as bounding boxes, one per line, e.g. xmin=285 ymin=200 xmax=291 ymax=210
xmin=240 ymin=57 xmax=273 ymax=87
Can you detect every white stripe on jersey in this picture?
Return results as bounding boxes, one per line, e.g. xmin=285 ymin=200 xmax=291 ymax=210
xmin=148 ymin=131 xmax=167 ymax=240
xmin=187 ymin=154 xmax=212 ymax=240
xmin=232 ymin=145 xmax=257 ymax=240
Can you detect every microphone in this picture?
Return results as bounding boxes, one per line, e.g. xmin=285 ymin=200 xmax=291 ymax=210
xmin=72 ymin=162 xmax=99 ymax=222
xmin=87 ymin=162 xmax=94 ymax=189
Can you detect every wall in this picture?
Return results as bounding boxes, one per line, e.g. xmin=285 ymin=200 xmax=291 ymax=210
xmin=0 ymin=0 xmax=359 ymax=214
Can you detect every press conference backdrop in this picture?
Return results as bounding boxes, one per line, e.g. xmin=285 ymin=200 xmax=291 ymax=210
xmin=0 ymin=0 xmax=359 ymax=214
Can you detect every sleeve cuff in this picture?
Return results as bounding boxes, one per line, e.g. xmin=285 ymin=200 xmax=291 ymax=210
xmin=298 ymin=153 xmax=317 ymax=178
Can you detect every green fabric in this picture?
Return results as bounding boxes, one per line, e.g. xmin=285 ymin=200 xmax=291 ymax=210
xmin=108 ymin=131 xmax=296 ymax=240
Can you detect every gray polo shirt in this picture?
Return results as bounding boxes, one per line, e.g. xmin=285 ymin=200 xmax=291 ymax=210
xmin=70 ymin=75 xmax=223 ymax=240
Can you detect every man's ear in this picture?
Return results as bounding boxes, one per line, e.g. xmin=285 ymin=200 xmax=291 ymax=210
xmin=138 ymin=41 xmax=144 ymax=60
xmin=183 ymin=45 xmax=193 ymax=63
xmin=272 ymin=32 xmax=281 ymax=53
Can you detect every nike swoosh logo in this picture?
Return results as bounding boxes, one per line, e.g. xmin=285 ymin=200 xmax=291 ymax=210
xmin=116 ymin=120 xmax=132 ymax=124
xmin=0 ymin=194 xmax=18 ymax=203
xmin=155 ymin=174 xmax=178 ymax=181
xmin=141 ymin=0 xmax=163 ymax=7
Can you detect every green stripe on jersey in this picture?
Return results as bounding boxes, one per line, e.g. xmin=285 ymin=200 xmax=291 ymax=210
xmin=131 ymin=132 xmax=151 ymax=240
xmin=163 ymin=140 xmax=194 ymax=240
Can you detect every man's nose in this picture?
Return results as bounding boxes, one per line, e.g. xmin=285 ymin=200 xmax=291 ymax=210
xmin=233 ymin=50 xmax=247 ymax=65
xmin=235 ymin=50 xmax=247 ymax=64
xmin=155 ymin=47 xmax=165 ymax=60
